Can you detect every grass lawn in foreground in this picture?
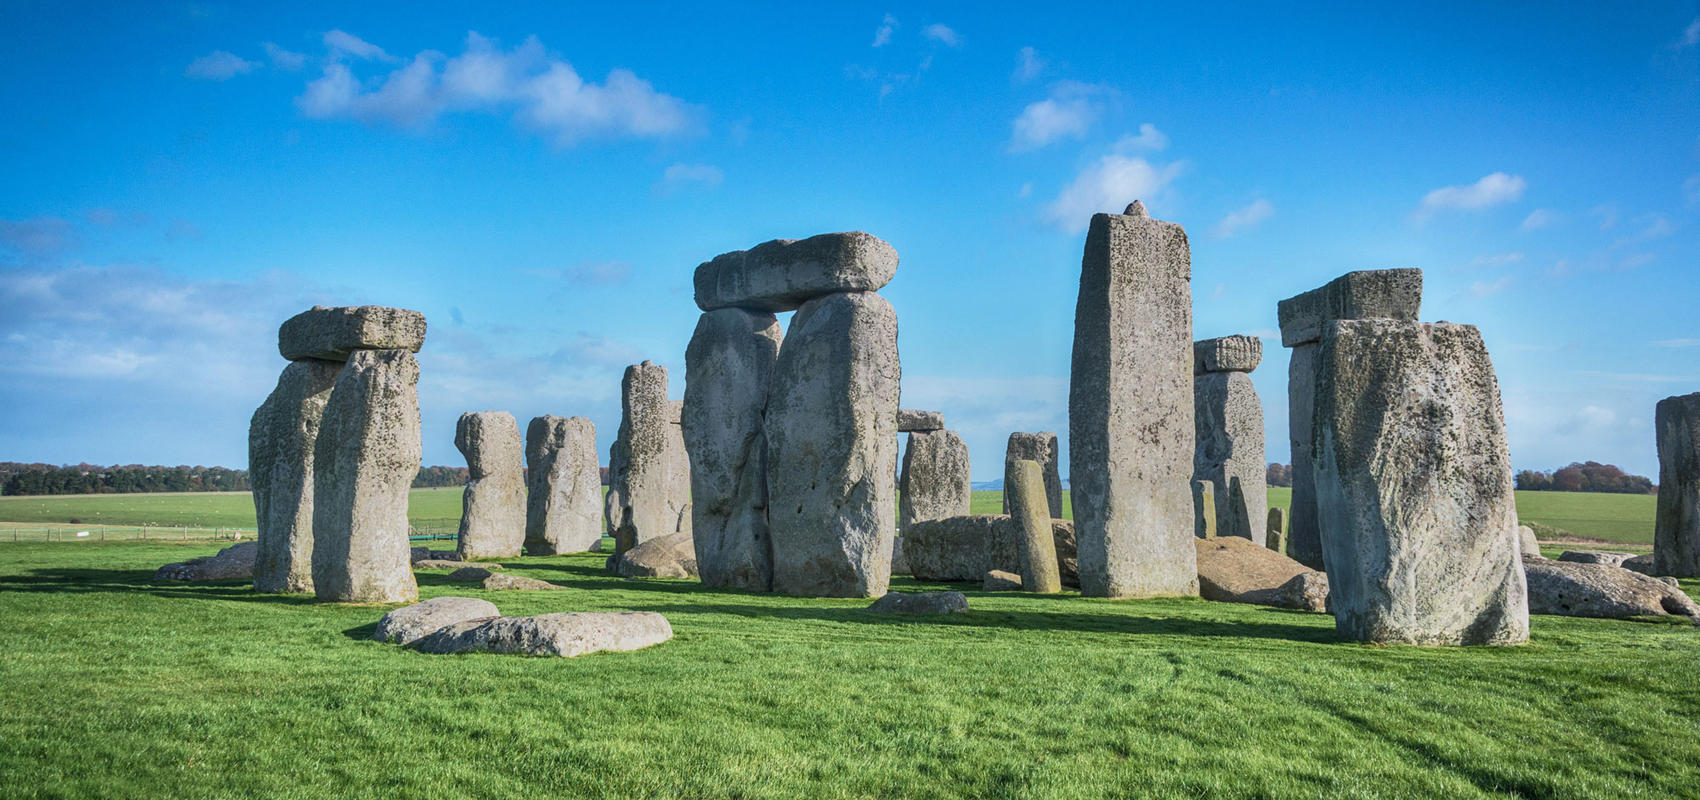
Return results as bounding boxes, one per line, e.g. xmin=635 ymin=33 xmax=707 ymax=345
xmin=0 ymin=541 xmax=1696 ymax=799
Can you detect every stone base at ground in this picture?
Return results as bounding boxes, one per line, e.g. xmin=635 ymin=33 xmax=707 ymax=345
xmin=412 ymin=559 xmax=496 ymax=571
xmin=447 ymin=566 xmax=499 ymax=582
xmin=866 ymin=591 xmax=968 ymax=615
xmin=481 ymin=574 xmax=567 ymax=591
xmin=372 ymin=597 xmax=499 ymax=645
xmin=1195 ymin=536 xmax=1328 ymax=611
xmin=982 ymin=570 xmax=1022 ymax=591
xmin=412 ymin=612 xmax=674 ymax=656
xmin=1523 ymin=557 xmax=1699 ymax=622
xmin=155 ymin=541 xmax=257 ymax=582
xmin=614 ymin=532 xmax=698 ymax=579
xmin=901 ymin=515 xmax=1077 ymax=586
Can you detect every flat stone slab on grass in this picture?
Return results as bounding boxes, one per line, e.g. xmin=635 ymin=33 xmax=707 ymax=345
xmin=413 ymin=559 xmax=501 ymax=571
xmin=447 ymin=566 xmax=500 ymax=582
xmin=155 ymin=541 xmax=257 ymax=582
xmin=278 ymin=305 xmax=426 ymax=362
xmin=867 ymin=591 xmax=969 ymax=615
xmin=412 ymin=611 xmax=673 ymax=657
xmin=1523 ymin=557 xmax=1699 ymax=622
xmin=372 ymin=596 xmax=499 ymax=645
xmin=1195 ymin=536 xmax=1328 ymax=611
xmin=1556 ymin=550 xmax=1636 ymax=567
xmin=481 ymin=574 xmax=567 ymax=591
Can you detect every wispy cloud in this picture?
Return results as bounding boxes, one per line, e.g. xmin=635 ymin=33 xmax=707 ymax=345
xmin=0 ymin=217 xmax=76 ymax=257
xmin=921 ymin=24 xmax=961 ymax=48
xmin=1652 ymin=338 xmax=1700 ymax=348
xmin=1114 ymin=123 xmax=1168 ymax=152
xmin=872 ymin=14 xmax=897 ymax=47
xmin=323 ymin=29 xmax=395 ymax=62
xmin=1678 ymin=18 xmax=1700 ymax=48
xmin=1467 ymin=275 xmax=1514 ymax=299
xmin=1014 ymin=46 xmax=1044 ymax=82
xmin=1615 ymin=214 xmax=1675 ymax=246
xmin=1519 ymin=208 xmax=1556 ymax=232
xmin=1008 ymin=81 xmax=1113 ymax=152
xmin=655 ymin=163 xmax=723 ymax=194
xmin=185 ymin=50 xmax=258 ymax=80
xmin=1045 ymin=154 xmax=1185 ymax=233
xmin=1212 ymin=199 xmax=1274 ymax=238
xmin=1415 ymin=172 xmax=1525 ymax=219
xmin=263 ymin=42 xmax=307 ymax=71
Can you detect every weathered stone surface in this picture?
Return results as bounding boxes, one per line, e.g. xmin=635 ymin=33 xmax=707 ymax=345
xmin=1069 ymin=205 xmax=1197 ymax=599
xmin=1194 ymin=371 xmax=1266 ymax=543
xmin=524 ymin=416 xmax=601 ymax=555
xmin=1557 ymin=550 xmax=1635 ymax=567
xmin=409 ymin=546 xmax=430 ymax=563
xmin=1313 ymin=320 xmax=1527 ymax=645
xmin=412 ymin=559 xmax=491 ymax=571
xmin=156 ymin=541 xmax=258 ymax=582
xmin=1622 ymin=554 xmax=1659 ymax=576
xmin=1276 ymin=269 xmax=1423 ymax=348
xmin=1267 ymin=507 xmax=1286 ymax=552
xmin=902 ymin=515 xmax=1078 ymax=586
xmin=1655 ymin=393 xmax=1700 ymax=578
xmin=1001 ymin=432 xmax=1062 ymax=518
xmin=1523 ymin=557 xmax=1700 ymax=621
xmin=311 ymin=349 xmax=421 ymax=604
xmin=899 ymin=430 xmax=972 ymax=529
xmin=278 ymin=305 xmax=426 ymax=362
xmin=1195 ymin=536 xmax=1326 ymax=611
xmin=694 ymin=232 xmax=898 ymax=313
xmin=426 ymin=549 xmax=456 ymax=560
xmin=413 ymin=612 xmax=674 ymax=656
xmin=373 ymin=597 xmax=499 ymax=645
xmin=607 ymin=361 xmax=693 ymax=555
xmin=1192 ymin=480 xmax=1217 ymax=539
xmin=1009 ymin=460 xmax=1062 ymax=594
xmin=1280 ymin=269 xmax=1423 ymax=570
xmin=1193 ymin=336 xmax=1263 ymax=374
xmin=983 ymin=570 xmax=1022 ymax=591
xmin=481 ymin=574 xmax=567 ymax=591
xmin=454 ymin=411 xmax=525 ymax=560
xmin=251 ymin=359 xmax=341 ymax=594
xmin=683 ymin=308 xmax=782 ymax=592
xmin=891 ymin=537 xmax=910 ymax=575
xmin=897 ymin=409 xmax=945 ymax=432
xmin=1517 ymin=525 xmax=1541 ymax=559
xmin=615 ymin=531 xmax=698 ymax=579
xmin=766 ymin=291 xmax=900 ymax=597
xmin=668 ymin=400 xmax=683 ymax=424
xmin=866 ymin=591 xmax=968 ymax=615
xmin=447 ymin=566 xmax=499 ymax=582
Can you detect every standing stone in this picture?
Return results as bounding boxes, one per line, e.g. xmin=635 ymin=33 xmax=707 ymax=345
xmin=1312 ymin=320 xmax=1527 ymax=645
xmin=454 ymin=411 xmax=525 ymax=560
xmin=1266 ymin=507 xmax=1286 ymax=552
xmin=1278 ymin=269 xmax=1422 ymax=569
xmin=684 ymin=308 xmax=783 ymax=592
xmin=1001 ymin=432 xmax=1062 ymax=518
xmin=606 ymin=361 xmax=693 ymax=555
xmin=1655 ymin=393 xmax=1700 ymax=577
xmin=1068 ymin=201 xmax=1198 ymax=599
xmin=899 ymin=430 xmax=972 ymax=529
xmin=1193 ymin=336 xmax=1266 ymax=542
xmin=1009 ymin=460 xmax=1062 ymax=594
xmin=1192 ymin=480 xmax=1218 ymax=539
xmin=525 ymin=416 xmax=601 ymax=555
xmin=251 ymin=359 xmax=342 ymax=594
xmin=766 ymin=291 xmax=900 ymax=597
xmin=694 ymin=232 xmax=898 ymax=312
xmin=311 ymin=349 xmax=422 ymax=604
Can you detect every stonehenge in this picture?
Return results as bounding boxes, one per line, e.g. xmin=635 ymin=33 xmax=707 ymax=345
xmin=250 ymin=359 xmax=341 ymax=593
xmin=1311 ymin=319 xmax=1527 ymax=645
xmin=1266 ymin=507 xmax=1286 ymax=553
xmin=1192 ymin=335 xmax=1266 ymax=542
xmin=898 ymin=426 xmax=971 ymax=529
xmin=1068 ymin=200 xmax=1198 ymax=599
xmin=898 ymin=409 xmax=946 ymax=432
xmin=688 ymin=231 xmax=901 ymax=598
xmin=605 ymin=361 xmax=693 ymax=555
xmin=1654 ymin=393 xmax=1700 ymax=578
xmin=524 ymin=415 xmax=602 ymax=555
xmin=1009 ymin=460 xmax=1062 ymax=594
xmin=1002 ymin=432 xmax=1063 ymax=518
xmin=1277 ymin=269 xmax=1422 ymax=569
xmin=454 ymin=411 xmax=525 ymax=560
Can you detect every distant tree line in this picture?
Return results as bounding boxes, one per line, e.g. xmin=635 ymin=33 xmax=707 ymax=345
xmin=1266 ymin=463 xmax=1293 ymax=488
xmin=0 ymin=462 xmax=485 ymax=496
xmin=1515 ymin=462 xmax=1655 ymax=494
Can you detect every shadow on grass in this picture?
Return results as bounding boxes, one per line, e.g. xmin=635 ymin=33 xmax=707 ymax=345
xmin=0 ymin=567 xmax=320 ymax=605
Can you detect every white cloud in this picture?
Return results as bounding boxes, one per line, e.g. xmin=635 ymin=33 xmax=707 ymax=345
xmin=1680 ymin=18 xmax=1700 ymax=48
xmin=1212 ymin=199 xmax=1273 ymax=238
xmin=922 ymin=24 xmax=960 ymax=48
xmin=0 ymin=217 xmax=75 ymax=257
xmin=1467 ymin=275 xmax=1514 ymax=299
xmin=263 ymin=42 xmax=307 ymax=71
xmin=1009 ymin=81 xmax=1112 ymax=152
xmin=295 ymin=32 xmax=699 ymax=145
xmin=1518 ymin=208 xmax=1556 ymax=232
xmin=1562 ymin=405 xmax=1616 ymax=433
xmin=656 ymin=163 xmax=724 ymax=194
xmin=1652 ymin=338 xmax=1700 ymax=348
xmin=872 ymin=14 xmax=897 ymax=47
xmin=185 ymin=50 xmax=258 ymax=80
xmin=1045 ymin=154 xmax=1185 ymax=233
xmin=324 ymin=29 xmax=394 ymax=62
xmin=1114 ymin=123 xmax=1168 ymax=152
xmin=1616 ymin=214 xmax=1675 ymax=245
xmin=1416 ymin=172 xmax=1525 ymax=218
xmin=1470 ymin=252 xmax=1524 ymax=268
xmin=1014 ymin=46 xmax=1044 ymax=82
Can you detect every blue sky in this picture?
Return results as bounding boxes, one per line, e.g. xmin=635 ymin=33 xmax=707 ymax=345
xmin=2 ymin=2 xmax=1697 ymax=481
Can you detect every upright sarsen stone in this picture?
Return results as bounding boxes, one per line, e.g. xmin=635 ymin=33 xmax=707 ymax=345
xmin=1068 ymin=201 xmax=1198 ymax=598
xmin=1312 ymin=320 xmax=1527 ymax=645
xmin=454 ymin=411 xmax=525 ymax=560
xmin=525 ymin=415 xmax=601 ymax=555
xmin=684 ymin=308 xmax=783 ymax=592
xmin=1278 ymin=268 xmax=1421 ymax=569
xmin=899 ymin=430 xmax=972 ymax=528
xmin=766 ymin=291 xmax=900 ymax=597
xmin=311 ymin=349 xmax=422 ymax=604
xmin=1009 ymin=460 xmax=1062 ymax=594
xmin=1194 ymin=368 xmax=1266 ymax=541
xmin=1655 ymin=393 xmax=1700 ymax=578
xmin=251 ymin=358 xmax=342 ymax=594
xmin=1001 ymin=432 xmax=1062 ymax=518
xmin=606 ymin=362 xmax=692 ymax=554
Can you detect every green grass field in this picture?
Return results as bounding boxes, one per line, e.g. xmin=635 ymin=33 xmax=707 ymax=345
xmin=0 ymin=541 xmax=1695 ymax=799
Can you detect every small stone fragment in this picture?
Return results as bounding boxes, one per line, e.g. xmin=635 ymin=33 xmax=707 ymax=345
xmin=866 ymin=591 xmax=969 ymax=615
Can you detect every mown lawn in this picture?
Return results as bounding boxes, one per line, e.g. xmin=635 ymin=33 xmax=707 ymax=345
xmin=0 ymin=541 xmax=1695 ymax=799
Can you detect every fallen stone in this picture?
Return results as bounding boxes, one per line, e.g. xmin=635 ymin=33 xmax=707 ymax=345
xmin=902 ymin=515 xmax=1078 ymax=586
xmin=1518 ymin=525 xmax=1542 ymax=559
xmin=1557 ymin=550 xmax=1635 ymax=567
xmin=1621 ymin=554 xmax=1660 ymax=576
xmin=1523 ymin=557 xmax=1700 ymax=622
xmin=615 ymin=531 xmax=698 ymax=579
xmin=897 ymin=409 xmax=945 ymax=432
xmin=766 ymin=290 xmax=900 ymax=597
xmin=409 ymin=547 xmax=430 ymax=563
xmin=1193 ymin=335 xmax=1263 ymax=374
xmin=447 ymin=566 xmax=499 ymax=582
xmin=866 ymin=591 xmax=968 ymax=615
xmin=278 ymin=305 xmax=426 ymax=362
xmin=983 ymin=570 xmax=1023 ymax=591
xmin=372 ymin=596 xmax=499 ymax=645
xmin=455 ymin=411 xmax=525 ymax=560
xmin=1069 ymin=204 xmax=1197 ymax=598
xmin=413 ymin=611 xmax=673 ymax=657
xmin=525 ymin=415 xmax=602 ymax=555
xmin=606 ymin=361 xmax=693 ymax=555
xmin=694 ymin=232 xmax=898 ymax=313
xmin=1194 ymin=370 xmax=1266 ymax=541
xmin=1313 ymin=320 xmax=1527 ymax=645
xmin=1275 ymin=571 xmax=1331 ymax=613
xmin=312 ymin=349 xmax=421 ymax=604
xmin=427 ymin=549 xmax=457 ymax=560
xmin=1195 ymin=536 xmax=1327 ymax=611
xmin=898 ymin=430 xmax=972 ymax=529
xmin=481 ymin=574 xmax=568 ymax=591
xmin=155 ymin=541 xmax=258 ymax=582
xmin=1655 ymin=393 xmax=1700 ymax=578
xmin=251 ymin=358 xmax=341 ymax=594
xmin=1001 ymin=432 xmax=1063 ymax=519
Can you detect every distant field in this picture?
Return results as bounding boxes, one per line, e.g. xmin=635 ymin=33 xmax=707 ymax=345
xmin=0 ymin=486 xmax=1655 ymax=544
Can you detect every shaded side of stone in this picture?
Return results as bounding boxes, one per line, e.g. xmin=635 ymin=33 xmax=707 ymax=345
xmin=898 ymin=430 xmax=972 ymax=529
xmin=251 ymin=358 xmax=341 ymax=593
xmin=1655 ymin=393 xmax=1700 ymax=578
xmin=1194 ymin=371 xmax=1267 ymax=542
xmin=1000 ymin=432 xmax=1062 ymax=518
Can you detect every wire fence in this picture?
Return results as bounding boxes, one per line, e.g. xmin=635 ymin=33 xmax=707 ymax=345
xmin=3 ymin=520 xmax=465 ymax=543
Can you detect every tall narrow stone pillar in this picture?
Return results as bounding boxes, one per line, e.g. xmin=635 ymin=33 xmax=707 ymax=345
xmin=1068 ymin=200 xmax=1197 ymax=599
xmin=525 ymin=415 xmax=601 ymax=555
xmin=1277 ymin=269 xmax=1422 ymax=569
xmin=1655 ymin=393 xmax=1700 ymax=577
xmin=606 ymin=361 xmax=693 ymax=555
xmin=1192 ymin=335 xmax=1266 ymax=541
xmin=1009 ymin=460 xmax=1062 ymax=594
xmin=1002 ymin=432 xmax=1062 ymax=518
xmin=454 ymin=411 xmax=525 ymax=560
xmin=250 ymin=359 xmax=342 ymax=593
